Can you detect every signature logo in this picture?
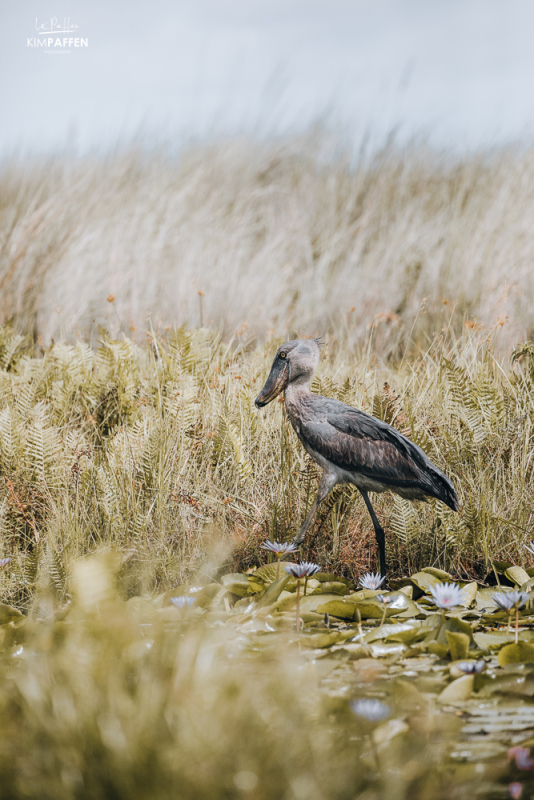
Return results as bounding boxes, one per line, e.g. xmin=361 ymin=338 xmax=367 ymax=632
xmin=35 ymin=17 xmax=80 ymax=34
xmin=27 ymin=17 xmax=88 ymax=50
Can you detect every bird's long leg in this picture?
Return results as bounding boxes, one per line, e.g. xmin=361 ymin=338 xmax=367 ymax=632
xmin=360 ymin=490 xmax=386 ymax=577
xmin=293 ymin=470 xmax=338 ymax=546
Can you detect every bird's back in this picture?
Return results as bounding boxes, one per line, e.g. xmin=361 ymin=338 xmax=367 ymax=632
xmin=286 ymin=391 xmax=459 ymax=511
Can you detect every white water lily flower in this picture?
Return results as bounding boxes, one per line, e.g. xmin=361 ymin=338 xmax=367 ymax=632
xmin=170 ymin=596 xmax=195 ymax=609
xmin=457 ymin=660 xmax=485 ymax=674
xmin=493 ymin=591 xmax=529 ymax=611
xmin=260 ymin=541 xmax=298 ymax=558
xmin=375 ymin=594 xmax=394 ymax=605
xmin=350 ymin=699 xmax=390 ymax=722
xmin=429 ymin=581 xmax=465 ymax=610
xmin=359 ymin=572 xmax=385 ymax=590
xmin=284 ymin=562 xmax=320 ymax=579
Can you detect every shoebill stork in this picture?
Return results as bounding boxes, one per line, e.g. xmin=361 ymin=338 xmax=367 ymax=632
xmin=255 ymin=339 xmax=459 ymax=577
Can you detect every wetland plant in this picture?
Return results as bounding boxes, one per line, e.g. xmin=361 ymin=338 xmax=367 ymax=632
xmin=493 ymin=591 xmax=530 ymax=643
xmin=508 ymin=746 xmax=534 ymax=770
xmin=429 ymin=582 xmax=465 ymax=639
xmin=375 ymin=593 xmax=394 ymax=627
xmin=350 ymin=699 xmax=390 ymax=722
xmin=260 ymin=540 xmax=298 ymax=579
xmin=456 ymin=660 xmax=485 ymax=674
xmin=284 ymin=562 xmax=320 ymax=631
xmin=359 ymin=573 xmax=386 ymax=591
xmin=170 ymin=596 xmax=196 ymax=610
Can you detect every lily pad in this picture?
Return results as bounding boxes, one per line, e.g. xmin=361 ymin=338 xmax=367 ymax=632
xmin=438 ymin=617 xmax=474 ymax=644
xmin=316 ymin=600 xmax=359 ymax=621
xmin=421 ymin=567 xmax=452 ymax=580
xmin=493 ymin=561 xmax=514 ymax=573
xmin=386 ymin=593 xmax=420 ymax=618
xmin=221 ymin=573 xmax=253 ymax=597
xmin=373 ymin=719 xmax=409 ymax=746
xmin=498 ymin=641 xmax=534 ymax=666
xmin=365 ymin=622 xmax=420 ymax=643
xmin=475 ymin=587 xmax=501 ymax=610
xmin=308 ymin=581 xmax=349 ymax=596
xmin=319 ymin=599 xmax=401 ymax=621
xmin=255 ymin=576 xmax=290 ymax=608
xmin=504 ymin=566 xmax=531 ymax=587
xmin=437 ymin=674 xmax=474 ymax=703
xmin=276 ymin=593 xmax=342 ymax=613
xmin=459 ymin=581 xmax=478 ymax=608
xmin=366 ymin=622 xmax=429 ymax=646
xmin=446 ymin=630 xmax=470 ymax=660
xmin=314 ymin=572 xmax=351 ymax=585
xmin=345 ymin=589 xmax=381 ymax=602
xmin=301 ymin=631 xmax=343 ymax=648
xmin=427 ymin=642 xmax=449 ymax=658
xmin=474 ymin=631 xmax=513 ymax=650
xmin=406 ymin=571 xmax=442 ymax=595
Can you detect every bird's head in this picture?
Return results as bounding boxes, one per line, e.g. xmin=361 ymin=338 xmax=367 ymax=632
xmin=255 ymin=338 xmax=321 ymax=408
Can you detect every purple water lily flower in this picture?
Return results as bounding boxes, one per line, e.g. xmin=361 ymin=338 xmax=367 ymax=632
xmin=284 ymin=562 xmax=320 ymax=633
xmin=350 ymin=698 xmax=390 ymax=722
xmin=170 ymin=596 xmax=195 ymax=609
xmin=375 ymin=594 xmax=394 ymax=605
xmin=493 ymin=591 xmax=529 ymax=611
xmin=429 ymin=582 xmax=465 ymax=610
xmin=457 ymin=660 xmax=485 ymax=674
xmin=284 ymin=562 xmax=320 ymax=579
xmin=359 ymin=572 xmax=385 ymax=590
xmin=509 ymin=746 xmax=534 ymax=771
xmin=260 ymin=541 xmax=298 ymax=558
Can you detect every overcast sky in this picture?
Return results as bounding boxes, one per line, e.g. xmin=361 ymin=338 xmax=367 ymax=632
xmin=2 ymin=0 xmax=534 ymax=154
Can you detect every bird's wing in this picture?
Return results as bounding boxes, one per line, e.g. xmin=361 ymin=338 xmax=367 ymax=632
xmin=300 ymin=404 xmax=425 ymax=487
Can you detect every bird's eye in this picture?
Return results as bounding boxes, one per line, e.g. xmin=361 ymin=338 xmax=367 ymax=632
xmin=279 ymin=352 xmax=286 ymax=359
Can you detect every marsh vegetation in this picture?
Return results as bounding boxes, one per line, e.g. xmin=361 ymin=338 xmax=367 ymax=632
xmin=2 ymin=133 xmax=534 ymax=798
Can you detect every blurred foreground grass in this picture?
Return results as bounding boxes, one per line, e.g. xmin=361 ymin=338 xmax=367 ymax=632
xmin=0 ymin=552 xmax=526 ymax=800
xmin=2 ymin=551 xmax=534 ymax=799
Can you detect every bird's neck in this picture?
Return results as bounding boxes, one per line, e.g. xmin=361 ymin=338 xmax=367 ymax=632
xmin=284 ymin=381 xmax=311 ymax=414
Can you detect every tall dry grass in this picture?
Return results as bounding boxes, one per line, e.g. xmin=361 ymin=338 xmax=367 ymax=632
xmin=0 ymin=132 xmax=533 ymax=350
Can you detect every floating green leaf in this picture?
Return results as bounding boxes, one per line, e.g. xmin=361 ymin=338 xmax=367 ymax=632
xmin=276 ymin=593 xmax=341 ymax=613
xmin=498 ymin=641 xmax=534 ymax=666
xmin=504 ymin=566 xmax=531 ymax=587
xmin=308 ymin=581 xmax=350 ymax=596
xmin=437 ymin=674 xmax=474 ymax=703
xmin=446 ymin=630 xmax=470 ymax=660
xmin=221 ymin=573 xmax=253 ymax=597
xmin=255 ymin=576 xmax=290 ymax=608
xmin=459 ymin=581 xmax=478 ymax=608
xmin=302 ymin=631 xmax=343 ymax=648
xmin=421 ymin=567 xmax=452 ymax=581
